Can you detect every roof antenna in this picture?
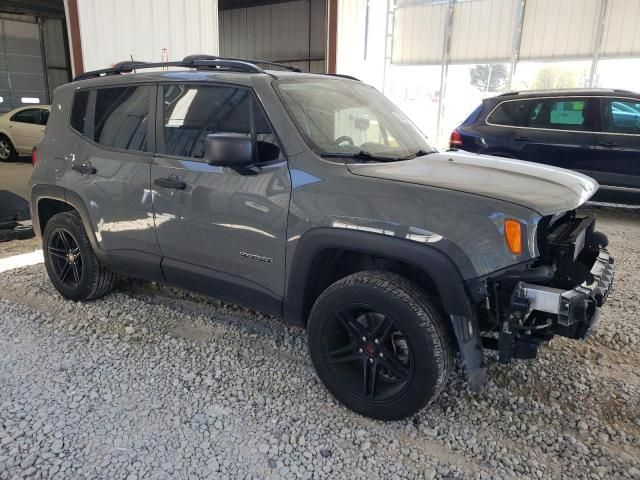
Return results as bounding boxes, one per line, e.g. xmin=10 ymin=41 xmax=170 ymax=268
xmin=130 ymin=54 xmax=136 ymax=73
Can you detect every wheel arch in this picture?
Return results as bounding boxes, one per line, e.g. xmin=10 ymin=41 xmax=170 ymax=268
xmin=284 ymin=228 xmax=474 ymax=327
xmin=31 ymin=185 xmax=104 ymax=258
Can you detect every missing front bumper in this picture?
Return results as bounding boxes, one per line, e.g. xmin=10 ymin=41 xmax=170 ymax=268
xmin=518 ymin=249 xmax=614 ymax=339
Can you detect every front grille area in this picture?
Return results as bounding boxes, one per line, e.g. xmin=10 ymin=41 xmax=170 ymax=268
xmin=536 ymin=212 xmax=598 ymax=290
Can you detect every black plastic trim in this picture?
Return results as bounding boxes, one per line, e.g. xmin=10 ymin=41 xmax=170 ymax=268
xmin=283 ymin=228 xmax=473 ymax=324
xmin=30 ymin=184 xmax=68 ymax=242
xmin=106 ymin=250 xmax=164 ymax=283
xmin=161 ymin=258 xmax=282 ymax=316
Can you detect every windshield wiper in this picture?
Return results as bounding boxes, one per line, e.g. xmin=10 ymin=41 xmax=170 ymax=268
xmin=320 ymin=150 xmax=398 ymax=162
xmin=396 ymin=149 xmax=437 ymax=161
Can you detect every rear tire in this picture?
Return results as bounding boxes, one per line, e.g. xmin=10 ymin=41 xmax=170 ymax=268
xmin=0 ymin=135 xmax=17 ymax=162
xmin=43 ymin=211 xmax=115 ymax=301
xmin=307 ymin=271 xmax=453 ymax=420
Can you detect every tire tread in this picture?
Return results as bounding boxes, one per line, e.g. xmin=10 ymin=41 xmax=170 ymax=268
xmin=44 ymin=211 xmax=115 ymax=301
xmin=308 ymin=270 xmax=454 ymax=419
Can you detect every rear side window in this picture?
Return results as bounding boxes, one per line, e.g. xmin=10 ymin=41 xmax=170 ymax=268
xmin=93 ymin=86 xmax=152 ymax=152
xmin=527 ymin=99 xmax=587 ymax=130
xmin=70 ymin=90 xmax=89 ymax=133
xmin=488 ymin=98 xmax=588 ymax=131
xmin=601 ymin=99 xmax=640 ymax=134
xmin=10 ymin=108 xmax=40 ymax=125
xmin=162 ymin=84 xmax=281 ymax=162
xmin=487 ymin=100 xmax=529 ymax=126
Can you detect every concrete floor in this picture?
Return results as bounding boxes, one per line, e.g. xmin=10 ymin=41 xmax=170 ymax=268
xmin=0 ymin=157 xmax=32 ymax=200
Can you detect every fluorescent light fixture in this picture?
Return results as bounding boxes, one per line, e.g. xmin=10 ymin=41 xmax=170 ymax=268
xmin=0 ymin=96 xmax=3 ymax=103
xmin=21 ymin=97 xmax=40 ymax=104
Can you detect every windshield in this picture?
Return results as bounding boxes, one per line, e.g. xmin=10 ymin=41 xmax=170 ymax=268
xmin=274 ymin=78 xmax=436 ymax=160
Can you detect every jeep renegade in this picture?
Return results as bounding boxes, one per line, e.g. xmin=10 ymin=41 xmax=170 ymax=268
xmin=29 ymin=56 xmax=614 ymax=420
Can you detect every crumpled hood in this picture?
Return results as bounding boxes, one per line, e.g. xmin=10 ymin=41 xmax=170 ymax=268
xmin=347 ymin=150 xmax=598 ymax=216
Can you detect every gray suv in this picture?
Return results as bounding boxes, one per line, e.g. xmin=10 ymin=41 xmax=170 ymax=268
xmin=29 ymin=56 xmax=614 ymax=420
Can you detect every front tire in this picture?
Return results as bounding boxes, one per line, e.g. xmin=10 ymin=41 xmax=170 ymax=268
xmin=43 ymin=211 xmax=115 ymax=301
xmin=307 ymin=271 xmax=453 ymax=420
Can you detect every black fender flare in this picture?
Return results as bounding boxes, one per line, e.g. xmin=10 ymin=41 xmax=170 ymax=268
xmin=283 ymin=227 xmax=487 ymax=389
xmin=283 ymin=228 xmax=474 ymax=322
xmin=31 ymin=184 xmax=106 ymax=259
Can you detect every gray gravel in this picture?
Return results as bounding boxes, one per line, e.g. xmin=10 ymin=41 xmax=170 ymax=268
xmin=0 ymin=206 xmax=639 ymax=479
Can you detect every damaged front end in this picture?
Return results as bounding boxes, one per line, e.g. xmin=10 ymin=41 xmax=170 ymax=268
xmin=476 ymin=211 xmax=614 ymax=364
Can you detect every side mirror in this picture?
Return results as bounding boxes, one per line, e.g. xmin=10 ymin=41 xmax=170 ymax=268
xmin=205 ymin=133 xmax=254 ymax=167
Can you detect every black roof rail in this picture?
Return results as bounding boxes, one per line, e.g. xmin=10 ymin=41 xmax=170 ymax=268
xmin=184 ymin=54 xmax=303 ymax=72
xmin=321 ymin=73 xmax=361 ymax=82
xmin=497 ymin=88 xmax=639 ymax=97
xmin=73 ymin=55 xmax=279 ymax=82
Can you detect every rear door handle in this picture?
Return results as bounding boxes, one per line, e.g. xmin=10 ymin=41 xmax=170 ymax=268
xmin=71 ymin=164 xmax=97 ymax=175
xmin=154 ymin=177 xmax=187 ymax=190
xmin=513 ymin=136 xmax=529 ymax=141
xmin=597 ymin=141 xmax=617 ymax=148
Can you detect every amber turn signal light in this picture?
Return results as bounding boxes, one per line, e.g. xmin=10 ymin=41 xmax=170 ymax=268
xmin=504 ymin=219 xmax=522 ymax=255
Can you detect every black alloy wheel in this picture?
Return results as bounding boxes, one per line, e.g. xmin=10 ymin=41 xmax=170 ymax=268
xmin=47 ymin=227 xmax=83 ymax=288
xmin=42 ymin=211 xmax=115 ymax=301
xmin=307 ymin=271 xmax=453 ymax=420
xmin=323 ymin=305 xmax=413 ymax=402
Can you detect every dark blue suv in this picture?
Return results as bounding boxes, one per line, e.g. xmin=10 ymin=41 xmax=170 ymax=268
xmin=451 ymin=89 xmax=640 ymax=197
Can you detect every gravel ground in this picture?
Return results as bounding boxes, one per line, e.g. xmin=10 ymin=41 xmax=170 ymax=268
xmin=0 ymin=207 xmax=639 ymax=480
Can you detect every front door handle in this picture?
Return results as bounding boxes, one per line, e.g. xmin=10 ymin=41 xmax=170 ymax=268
xmin=154 ymin=177 xmax=187 ymax=190
xmin=597 ymin=141 xmax=617 ymax=148
xmin=71 ymin=164 xmax=97 ymax=175
xmin=513 ymin=136 xmax=529 ymax=141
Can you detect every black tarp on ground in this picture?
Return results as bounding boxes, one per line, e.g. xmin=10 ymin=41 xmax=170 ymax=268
xmin=0 ymin=190 xmax=30 ymax=225
xmin=0 ymin=190 xmax=34 ymax=241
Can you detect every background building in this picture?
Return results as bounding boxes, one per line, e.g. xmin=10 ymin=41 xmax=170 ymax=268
xmin=336 ymin=0 xmax=640 ymax=146
xmin=1 ymin=0 xmax=639 ymax=147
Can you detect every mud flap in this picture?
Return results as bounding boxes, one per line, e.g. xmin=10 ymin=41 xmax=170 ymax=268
xmin=450 ymin=314 xmax=486 ymax=391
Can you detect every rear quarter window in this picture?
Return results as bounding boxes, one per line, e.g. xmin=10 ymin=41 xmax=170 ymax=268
xmin=461 ymin=104 xmax=483 ymax=125
xmin=486 ymin=100 xmax=528 ymax=127
xmin=70 ymin=90 xmax=90 ymax=134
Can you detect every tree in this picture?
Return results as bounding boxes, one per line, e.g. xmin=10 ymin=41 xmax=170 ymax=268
xmin=532 ymin=67 xmax=578 ymax=89
xmin=470 ymin=64 xmax=508 ymax=92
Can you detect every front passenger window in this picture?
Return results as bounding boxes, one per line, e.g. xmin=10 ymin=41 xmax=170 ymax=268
xmin=162 ymin=85 xmax=281 ymax=163
xmin=525 ymin=99 xmax=587 ymax=131
xmin=602 ymin=99 xmax=640 ymax=134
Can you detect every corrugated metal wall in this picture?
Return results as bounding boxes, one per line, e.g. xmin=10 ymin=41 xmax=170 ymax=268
xmin=449 ymin=0 xmax=516 ymax=63
xmin=76 ymin=0 xmax=219 ymax=71
xmin=42 ymin=18 xmax=70 ymax=96
xmin=219 ymin=0 xmax=326 ymax=73
xmin=388 ymin=0 xmax=640 ymax=66
xmin=392 ymin=1 xmax=447 ymax=64
xmin=601 ymin=0 xmax=640 ymax=58
xmin=519 ymin=0 xmax=600 ymax=60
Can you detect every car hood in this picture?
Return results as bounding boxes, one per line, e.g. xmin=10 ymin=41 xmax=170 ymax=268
xmin=347 ymin=150 xmax=598 ymax=216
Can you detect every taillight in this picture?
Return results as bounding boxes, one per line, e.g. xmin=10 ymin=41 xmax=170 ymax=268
xmin=32 ymin=146 xmax=37 ymax=166
xmin=449 ymin=130 xmax=463 ymax=148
